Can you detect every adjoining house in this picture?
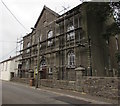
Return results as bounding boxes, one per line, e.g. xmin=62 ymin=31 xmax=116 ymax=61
xmin=0 ymin=55 xmax=22 ymax=81
xmin=19 ymin=2 xmax=120 ymax=81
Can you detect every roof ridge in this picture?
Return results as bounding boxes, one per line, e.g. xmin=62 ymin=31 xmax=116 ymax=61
xmin=43 ymin=5 xmax=59 ymax=17
xmin=34 ymin=5 xmax=60 ymax=28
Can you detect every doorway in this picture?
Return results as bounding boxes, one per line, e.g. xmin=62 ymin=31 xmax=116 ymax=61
xmin=10 ymin=72 xmax=14 ymax=79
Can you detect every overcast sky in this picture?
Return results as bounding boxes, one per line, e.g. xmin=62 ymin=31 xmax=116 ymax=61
xmin=0 ymin=0 xmax=84 ymax=62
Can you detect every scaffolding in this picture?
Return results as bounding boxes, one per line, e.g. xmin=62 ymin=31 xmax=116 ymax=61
xmin=20 ymin=5 xmax=89 ymax=80
xmin=16 ymin=36 xmax=23 ymax=56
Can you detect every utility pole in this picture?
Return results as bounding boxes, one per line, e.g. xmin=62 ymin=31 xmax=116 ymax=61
xmin=36 ymin=33 xmax=40 ymax=88
xmin=16 ymin=38 xmax=18 ymax=56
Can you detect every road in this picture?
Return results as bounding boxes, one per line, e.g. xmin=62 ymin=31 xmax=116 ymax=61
xmin=2 ymin=81 xmax=91 ymax=105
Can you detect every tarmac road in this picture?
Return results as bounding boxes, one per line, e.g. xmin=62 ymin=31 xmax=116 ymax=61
xmin=2 ymin=81 xmax=91 ymax=105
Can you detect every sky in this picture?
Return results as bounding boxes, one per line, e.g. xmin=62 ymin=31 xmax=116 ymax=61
xmin=0 ymin=0 xmax=83 ymax=62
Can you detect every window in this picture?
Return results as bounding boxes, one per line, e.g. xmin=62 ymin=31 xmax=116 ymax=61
xmin=48 ymin=67 xmax=52 ymax=74
xmin=38 ymin=35 xmax=42 ymax=48
xmin=68 ymin=51 xmax=75 ymax=68
xmin=40 ymin=35 xmax=42 ymax=41
xmin=40 ymin=59 xmax=46 ymax=67
xmin=43 ymin=20 xmax=47 ymax=27
xmin=5 ymin=62 xmax=7 ymax=71
xmin=48 ymin=30 xmax=53 ymax=46
xmin=2 ymin=63 xmax=4 ymax=71
xmin=26 ymin=42 xmax=30 ymax=53
xmin=25 ymin=60 xmax=29 ymax=69
xmin=37 ymin=35 xmax=42 ymax=42
xmin=40 ymin=44 xmax=41 ymax=48
xmin=106 ymin=40 xmax=109 ymax=45
xmin=67 ymin=25 xmax=75 ymax=41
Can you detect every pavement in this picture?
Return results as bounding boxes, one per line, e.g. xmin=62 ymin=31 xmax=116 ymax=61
xmin=3 ymin=82 xmax=118 ymax=106
xmin=37 ymin=85 xmax=118 ymax=104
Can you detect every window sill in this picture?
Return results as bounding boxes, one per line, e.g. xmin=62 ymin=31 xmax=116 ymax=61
xmin=67 ymin=39 xmax=75 ymax=42
xmin=66 ymin=65 xmax=75 ymax=69
xmin=48 ymin=73 xmax=53 ymax=75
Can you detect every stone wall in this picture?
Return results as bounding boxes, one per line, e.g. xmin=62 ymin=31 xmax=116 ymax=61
xmin=39 ymin=79 xmax=53 ymax=88
xmin=39 ymin=79 xmax=76 ymax=90
xmin=11 ymin=76 xmax=119 ymax=100
xmin=11 ymin=77 xmax=30 ymax=85
xmin=80 ymin=77 xmax=119 ymax=100
xmin=38 ymin=77 xmax=119 ymax=100
xmin=54 ymin=80 xmax=76 ymax=90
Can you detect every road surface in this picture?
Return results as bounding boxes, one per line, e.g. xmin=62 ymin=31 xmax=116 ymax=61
xmin=2 ymin=81 xmax=91 ymax=105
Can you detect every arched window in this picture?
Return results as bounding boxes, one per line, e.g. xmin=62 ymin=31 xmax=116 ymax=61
xmin=40 ymin=59 xmax=46 ymax=67
xmin=26 ymin=42 xmax=30 ymax=53
xmin=67 ymin=25 xmax=75 ymax=41
xmin=48 ymin=30 xmax=53 ymax=46
xmin=68 ymin=51 xmax=75 ymax=67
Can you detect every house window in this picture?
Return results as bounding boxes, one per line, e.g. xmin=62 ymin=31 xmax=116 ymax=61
xmin=2 ymin=63 xmax=4 ymax=71
xmin=48 ymin=67 xmax=52 ymax=74
xmin=67 ymin=51 xmax=75 ymax=68
xmin=67 ymin=25 xmax=75 ymax=41
xmin=38 ymin=35 xmax=42 ymax=48
xmin=26 ymin=42 xmax=30 ymax=53
xmin=40 ymin=35 xmax=42 ymax=41
xmin=43 ymin=20 xmax=47 ymax=27
xmin=48 ymin=30 xmax=53 ymax=46
xmin=25 ymin=60 xmax=29 ymax=69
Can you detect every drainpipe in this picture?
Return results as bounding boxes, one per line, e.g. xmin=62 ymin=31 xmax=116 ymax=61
xmin=88 ymin=36 xmax=92 ymax=76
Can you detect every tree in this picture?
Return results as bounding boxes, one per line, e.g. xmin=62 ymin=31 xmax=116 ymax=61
xmin=87 ymin=2 xmax=112 ymax=22
xmin=87 ymin=2 xmax=120 ymax=76
xmin=110 ymin=1 xmax=120 ymax=28
xmin=87 ymin=2 xmax=120 ymax=28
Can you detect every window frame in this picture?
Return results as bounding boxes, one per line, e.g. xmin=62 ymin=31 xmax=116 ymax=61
xmin=66 ymin=25 xmax=75 ymax=41
xmin=26 ymin=42 xmax=30 ymax=53
xmin=67 ymin=51 xmax=75 ymax=68
xmin=25 ymin=60 xmax=29 ymax=69
xmin=47 ymin=30 xmax=53 ymax=46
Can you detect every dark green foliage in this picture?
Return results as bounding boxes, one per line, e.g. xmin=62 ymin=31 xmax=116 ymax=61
xmin=87 ymin=2 xmax=112 ymax=22
xmin=87 ymin=2 xmax=120 ymax=39
xmin=102 ymin=32 xmax=111 ymax=41
xmin=115 ymin=51 xmax=120 ymax=62
xmin=103 ymin=22 xmax=120 ymax=40
xmin=107 ymin=22 xmax=120 ymax=36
